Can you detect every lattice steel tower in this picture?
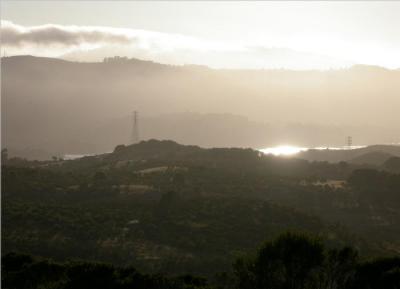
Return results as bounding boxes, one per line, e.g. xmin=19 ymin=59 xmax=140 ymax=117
xmin=131 ymin=111 xmax=139 ymax=144
xmin=346 ymin=136 xmax=352 ymax=149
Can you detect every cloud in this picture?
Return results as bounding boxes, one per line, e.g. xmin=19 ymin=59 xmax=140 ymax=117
xmin=1 ymin=20 xmax=351 ymax=69
xmin=1 ymin=20 xmax=234 ymax=52
xmin=1 ymin=20 xmax=133 ymax=47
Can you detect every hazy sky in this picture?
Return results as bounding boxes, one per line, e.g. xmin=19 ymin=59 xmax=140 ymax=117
xmin=2 ymin=1 xmax=400 ymax=69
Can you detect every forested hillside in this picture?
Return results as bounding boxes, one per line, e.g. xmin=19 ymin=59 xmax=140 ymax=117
xmin=3 ymin=140 xmax=400 ymax=279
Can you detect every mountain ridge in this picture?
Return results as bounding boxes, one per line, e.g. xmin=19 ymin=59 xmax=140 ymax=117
xmin=3 ymin=55 xmax=399 ymax=72
xmin=2 ymin=55 xmax=400 ymax=159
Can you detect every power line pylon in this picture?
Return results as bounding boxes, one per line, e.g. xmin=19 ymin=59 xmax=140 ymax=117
xmin=131 ymin=111 xmax=139 ymax=144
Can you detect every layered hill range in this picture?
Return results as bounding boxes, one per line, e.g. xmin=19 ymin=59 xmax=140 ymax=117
xmin=2 ymin=55 xmax=400 ymax=159
xmin=4 ymin=139 xmax=400 ymax=273
xmin=298 ymin=145 xmax=400 ymax=168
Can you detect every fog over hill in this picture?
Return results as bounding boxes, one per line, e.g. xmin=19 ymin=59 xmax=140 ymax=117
xmin=2 ymin=56 xmax=400 ymax=159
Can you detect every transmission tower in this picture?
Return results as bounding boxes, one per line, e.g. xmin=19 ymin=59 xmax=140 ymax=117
xmin=346 ymin=136 xmax=352 ymax=149
xmin=131 ymin=111 xmax=139 ymax=144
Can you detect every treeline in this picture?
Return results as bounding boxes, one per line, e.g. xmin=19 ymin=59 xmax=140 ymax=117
xmin=348 ymin=169 xmax=400 ymax=192
xmin=3 ymin=141 xmax=400 ymax=275
xmin=2 ymin=253 xmax=209 ymax=289
xmin=2 ymin=195 xmax=340 ymax=276
xmin=2 ymin=233 xmax=400 ymax=289
xmin=234 ymin=233 xmax=400 ymax=289
xmin=3 ymin=140 xmax=400 ymax=280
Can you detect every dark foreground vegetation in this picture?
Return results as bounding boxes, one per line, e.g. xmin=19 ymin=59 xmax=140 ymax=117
xmin=2 ymin=140 xmax=400 ymax=286
xmin=3 ymin=233 xmax=400 ymax=289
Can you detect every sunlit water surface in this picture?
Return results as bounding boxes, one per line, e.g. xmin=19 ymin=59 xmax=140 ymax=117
xmin=259 ymin=145 xmax=366 ymax=156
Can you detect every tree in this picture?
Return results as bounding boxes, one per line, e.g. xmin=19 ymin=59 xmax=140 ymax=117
xmin=113 ymin=144 xmax=126 ymax=153
xmin=351 ymin=257 xmax=400 ymax=289
xmin=155 ymin=191 xmax=180 ymax=218
xmin=319 ymin=247 xmax=358 ymax=289
xmin=235 ymin=232 xmax=325 ymax=289
xmin=64 ymin=262 xmax=117 ymax=289
xmin=93 ymin=171 xmax=107 ymax=181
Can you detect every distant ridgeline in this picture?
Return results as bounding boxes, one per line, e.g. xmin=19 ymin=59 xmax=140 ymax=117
xmin=2 ymin=55 xmax=400 ymax=160
xmin=2 ymin=140 xmax=400 ymax=279
xmin=296 ymin=144 xmax=400 ymax=165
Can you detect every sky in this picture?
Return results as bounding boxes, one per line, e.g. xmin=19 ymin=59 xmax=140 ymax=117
xmin=2 ymin=1 xmax=400 ymax=70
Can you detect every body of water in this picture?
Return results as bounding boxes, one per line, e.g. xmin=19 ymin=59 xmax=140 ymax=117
xmin=259 ymin=145 xmax=366 ymax=156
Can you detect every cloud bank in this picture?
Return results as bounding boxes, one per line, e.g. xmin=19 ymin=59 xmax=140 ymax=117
xmin=1 ymin=20 xmax=232 ymax=52
xmin=2 ymin=20 xmax=132 ymax=47
xmin=1 ymin=20 xmax=351 ymax=69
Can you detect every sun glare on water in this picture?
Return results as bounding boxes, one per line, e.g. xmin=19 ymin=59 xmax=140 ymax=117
xmin=260 ymin=145 xmax=308 ymax=156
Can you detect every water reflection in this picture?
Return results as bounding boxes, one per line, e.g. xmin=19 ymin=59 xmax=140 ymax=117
xmin=260 ymin=145 xmax=366 ymax=156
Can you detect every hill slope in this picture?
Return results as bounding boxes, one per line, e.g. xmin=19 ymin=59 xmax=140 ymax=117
xmin=2 ymin=56 xmax=400 ymax=158
xmin=3 ymin=140 xmax=400 ymax=276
